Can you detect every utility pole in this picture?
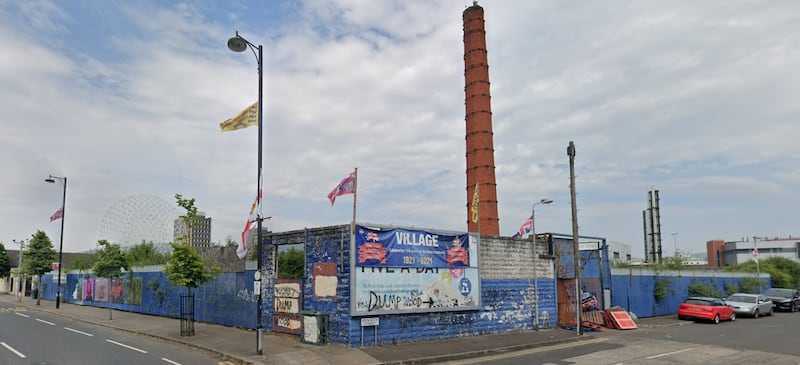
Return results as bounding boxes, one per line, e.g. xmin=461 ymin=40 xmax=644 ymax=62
xmin=567 ymin=141 xmax=581 ymax=336
xmin=12 ymin=239 xmax=25 ymax=302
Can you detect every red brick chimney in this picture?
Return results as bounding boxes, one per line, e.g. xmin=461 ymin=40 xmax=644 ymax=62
xmin=463 ymin=3 xmax=499 ymax=235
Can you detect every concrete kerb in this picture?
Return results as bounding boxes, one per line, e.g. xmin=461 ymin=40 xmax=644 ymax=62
xmin=379 ymin=334 xmax=598 ymax=365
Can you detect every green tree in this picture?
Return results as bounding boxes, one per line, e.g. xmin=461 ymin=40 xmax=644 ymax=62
xmin=725 ymin=256 xmax=800 ymax=289
xmin=92 ymin=240 xmax=130 ymax=319
xmin=0 ymin=243 xmax=11 ymax=279
xmin=174 ymin=194 xmax=199 ymax=247
xmin=22 ymin=230 xmax=57 ymax=305
xmin=68 ymin=254 xmax=97 ymax=272
xmin=224 ymin=236 xmax=238 ymax=248
xmin=278 ymin=247 xmax=305 ymax=279
xmin=164 ymin=242 xmax=220 ymax=295
xmin=126 ymin=241 xmax=168 ymax=267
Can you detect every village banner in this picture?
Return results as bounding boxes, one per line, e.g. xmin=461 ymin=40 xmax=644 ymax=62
xmin=354 ymin=225 xmax=475 ymax=268
xmin=352 ymin=225 xmax=480 ymax=316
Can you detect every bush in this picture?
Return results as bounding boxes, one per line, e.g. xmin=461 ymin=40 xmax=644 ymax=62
xmin=654 ymin=277 xmax=673 ymax=302
xmin=688 ymin=280 xmax=721 ymax=298
xmin=738 ymin=277 xmax=764 ymax=293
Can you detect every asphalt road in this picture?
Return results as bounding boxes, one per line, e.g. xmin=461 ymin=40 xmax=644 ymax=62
xmin=443 ymin=310 xmax=800 ymax=365
xmin=0 ymin=302 xmax=228 ymax=365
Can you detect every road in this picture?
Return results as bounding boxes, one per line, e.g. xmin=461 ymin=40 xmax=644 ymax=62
xmin=442 ymin=310 xmax=800 ymax=365
xmin=0 ymin=302 xmax=229 ymax=365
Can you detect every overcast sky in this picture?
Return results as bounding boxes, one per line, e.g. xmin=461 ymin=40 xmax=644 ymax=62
xmin=2 ymin=1 xmax=798 ymax=258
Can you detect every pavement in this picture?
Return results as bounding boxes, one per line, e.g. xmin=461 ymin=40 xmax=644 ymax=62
xmin=0 ymin=293 xmax=685 ymax=365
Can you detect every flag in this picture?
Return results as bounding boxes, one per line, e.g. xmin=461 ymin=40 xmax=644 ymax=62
xmin=49 ymin=207 xmax=63 ymax=222
xmin=220 ymin=101 xmax=259 ymax=132
xmin=470 ymin=183 xmax=479 ymax=223
xmin=238 ymin=190 xmax=262 ymax=259
xmin=752 ymin=246 xmax=758 ymax=258
xmin=512 ymin=215 xmax=534 ymax=238
xmin=327 ymin=171 xmax=356 ymax=206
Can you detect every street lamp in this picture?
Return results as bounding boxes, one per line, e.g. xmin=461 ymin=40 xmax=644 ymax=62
xmin=45 ymin=174 xmax=66 ymax=309
xmin=531 ymin=198 xmax=552 ymax=330
xmin=671 ymin=233 xmax=678 ymax=257
xmin=12 ymin=239 xmax=26 ymax=302
xmin=227 ymin=31 xmax=265 ymax=356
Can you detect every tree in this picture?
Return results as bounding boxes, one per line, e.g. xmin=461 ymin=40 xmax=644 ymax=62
xmin=92 ymin=240 xmax=130 ymax=319
xmin=0 ymin=243 xmax=11 ymax=279
xmin=278 ymin=247 xmax=305 ymax=279
xmin=22 ymin=230 xmax=57 ymax=305
xmin=68 ymin=254 xmax=97 ymax=272
xmin=164 ymin=243 xmax=219 ymax=289
xmin=126 ymin=241 xmax=168 ymax=267
xmin=174 ymin=194 xmax=199 ymax=247
xmin=224 ymin=236 xmax=238 ymax=248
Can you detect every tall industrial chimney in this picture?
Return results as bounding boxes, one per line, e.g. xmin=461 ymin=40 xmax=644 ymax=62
xmin=463 ymin=3 xmax=499 ymax=235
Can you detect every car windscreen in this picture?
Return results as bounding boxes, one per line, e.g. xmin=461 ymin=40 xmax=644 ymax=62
xmin=728 ymin=295 xmax=756 ymax=303
xmin=764 ymin=289 xmax=792 ymax=298
xmin=684 ymin=299 xmax=712 ymax=305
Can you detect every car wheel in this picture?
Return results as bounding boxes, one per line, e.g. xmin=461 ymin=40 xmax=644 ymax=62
xmin=713 ymin=314 xmax=720 ymax=324
xmin=678 ymin=314 xmax=686 ymax=320
xmin=793 ymin=303 xmax=798 ymax=313
xmin=730 ymin=313 xmax=736 ymax=321
xmin=769 ymin=307 xmax=773 ymax=316
xmin=754 ymin=309 xmax=759 ymax=318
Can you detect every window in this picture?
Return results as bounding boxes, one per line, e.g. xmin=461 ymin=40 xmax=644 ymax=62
xmin=613 ymin=252 xmax=620 ymax=259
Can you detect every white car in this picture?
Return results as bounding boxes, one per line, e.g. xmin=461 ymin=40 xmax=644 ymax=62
xmin=726 ymin=293 xmax=773 ymax=318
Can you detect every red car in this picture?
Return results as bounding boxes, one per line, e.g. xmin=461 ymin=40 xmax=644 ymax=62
xmin=677 ymin=296 xmax=736 ymax=324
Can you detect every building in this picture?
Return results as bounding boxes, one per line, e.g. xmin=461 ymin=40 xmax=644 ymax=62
xmin=706 ymin=237 xmax=800 ymax=266
xmin=607 ymin=241 xmax=632 ymax=263
xmin=173 ymin=211 xmax=212 ymax=247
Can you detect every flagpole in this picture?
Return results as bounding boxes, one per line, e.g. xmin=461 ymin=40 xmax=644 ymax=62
xmin=477 ymin=183 xmax=481 ymax=255
xmin=351 ymin=168 xmax=358 ymax=239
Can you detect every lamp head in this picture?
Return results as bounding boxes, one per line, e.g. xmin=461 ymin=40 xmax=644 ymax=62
xmin=227 ymin=36 xmax=248 ymax=52
xmin=45 ymin=178 xmax=56 ymax=183
xmin=540 ymin=198 xmax=553 ymax=204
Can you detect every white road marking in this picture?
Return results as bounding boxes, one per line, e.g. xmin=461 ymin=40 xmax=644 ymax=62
xmin=440 ymin=338 xmax=609 ymax=364
xmin=0 ymin=342 xmax=26 ymax=358
xmin=14 ymin=312 xmax=29 ymax=318
xmin=162 ymin=358 xmax=182 ymax=365
xmin=106 ymin=339 xmax=148 ymax=353
xmin=35 ymin=318 xmax=55 ymax=326
xmin=64 ymin=327 xmax=94 ymax=336
xmin=645 ymin=347 xmax=695 ymax=359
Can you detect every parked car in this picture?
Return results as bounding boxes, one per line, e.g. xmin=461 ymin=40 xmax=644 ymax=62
xmin=677 ymin=297 xmax=736 ymax=324
xmin=763 ymin=288 xmax=800 ymax=312
xmin=726 ymin=293 xmax=773 ymax=318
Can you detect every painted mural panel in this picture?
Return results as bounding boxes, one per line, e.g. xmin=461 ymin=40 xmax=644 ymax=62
xmin=95 ymin=278 xmax=109 ymax=302
xmin=353 ymin=267 xmax=480 ymax=316
xmin=125 ymin=277 xmax=142 ymax=305
xmin=83 ymin=278 xmax=94 ymax=301
xmin=110 ymin=278 xmax=124 ymax=304
xmin=355 ymin=225 xmax=476 ymax=268
xmin=273 ymin=280 xmax=302 ymax=335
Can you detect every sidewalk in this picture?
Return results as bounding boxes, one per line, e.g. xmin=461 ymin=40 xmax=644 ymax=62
xmin=1 ymin=293 xmax=616 ymax=364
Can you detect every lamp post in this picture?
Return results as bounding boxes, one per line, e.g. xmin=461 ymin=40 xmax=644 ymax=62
xmin=671 ymin=232 xmax=678 ymax=257
xmin=753 ymin=236 xmax=762 ymax=293
xmin=531 ymin=198 xmax=553 ymax=330
xmin=45 ymin=174 xmax=66 ymax=309
xmin=12 ymin=239 xmax=25 ymax=302
xmin=227 ymin=31 xmax=265 ymax=356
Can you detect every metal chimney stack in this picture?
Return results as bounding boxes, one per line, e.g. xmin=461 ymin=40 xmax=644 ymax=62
xmin=463 ymin=3 xmax=499 ymax=235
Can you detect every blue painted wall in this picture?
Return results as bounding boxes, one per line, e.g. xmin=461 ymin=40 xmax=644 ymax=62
xmin=610 ymin=269 xmax=772 ymax=317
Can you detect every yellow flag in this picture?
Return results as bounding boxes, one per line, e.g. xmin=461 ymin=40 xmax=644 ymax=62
xmin=471 ymin=183 xmax=479 ymax=223
xmin=219 ymin=101 xmax=259 ymax=132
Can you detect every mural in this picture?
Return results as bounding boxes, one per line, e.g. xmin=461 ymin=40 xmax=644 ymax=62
xmin=273 ymin=280 xmax=302 ymax=335
xmin=95 ymin=278 xmax=109 ymax=302
xmin=82 ymin=278 xmax=94 ymax=301
xmin=110 ymin=278 xmax=124 ymax=304
xmin=125 ymin=277 xmax=142 ymax=305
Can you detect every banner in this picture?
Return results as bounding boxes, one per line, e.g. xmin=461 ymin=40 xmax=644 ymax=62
xmin=355 ymin=225 xmax=474 ymax=268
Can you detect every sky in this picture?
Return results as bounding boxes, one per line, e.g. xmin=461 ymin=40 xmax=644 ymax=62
xmin=1 ymin=0 xmax=799 ymax=258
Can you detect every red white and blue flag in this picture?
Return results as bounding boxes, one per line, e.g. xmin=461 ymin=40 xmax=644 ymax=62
xmin=238 ymin=189 xmax=262 ymax=259
xmin=49 ymin=207 xmax=64 ymax=222
xmin=512 ymin=216 xmax=533 ymax=238
xmin=327 ymin=171 xmax=356 ymax=206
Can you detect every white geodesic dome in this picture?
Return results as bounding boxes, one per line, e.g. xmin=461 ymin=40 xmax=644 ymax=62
xmin=98 ymin=195 xmax=178 ymax=248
